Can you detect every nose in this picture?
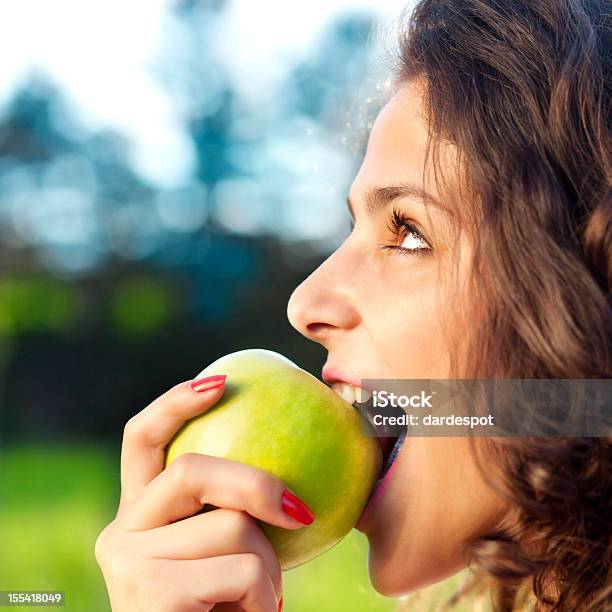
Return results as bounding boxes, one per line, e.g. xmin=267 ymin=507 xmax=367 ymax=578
xmin=287 ymin=247 xmax=361 ymax=346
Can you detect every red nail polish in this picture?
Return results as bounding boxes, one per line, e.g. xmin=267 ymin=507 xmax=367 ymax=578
xmin=281 ymin=489 xmax=314 ymax=526
xmin=278 ymin=596 xmax=283 ymax=612
xmin=190 ymin=374 xmax=226 ymax=393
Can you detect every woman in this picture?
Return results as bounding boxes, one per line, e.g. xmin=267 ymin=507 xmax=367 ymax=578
xmin=95 ymin=0 xmax=611 ymax=609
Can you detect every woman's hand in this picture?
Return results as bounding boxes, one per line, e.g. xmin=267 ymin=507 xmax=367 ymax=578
xmin=95 ymin=375 xmax=311 ymax=611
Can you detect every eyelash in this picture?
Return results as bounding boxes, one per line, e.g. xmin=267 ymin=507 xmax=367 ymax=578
xmin=382 ymin=208 xmax=432 ymax=256
xmin=347 ymin=208 xmax=433 ymax=256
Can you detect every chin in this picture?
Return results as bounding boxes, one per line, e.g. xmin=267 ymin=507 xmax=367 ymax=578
xmin=365 ymin=534 xmax=467 ymax=598
xmin=368 ymin=560 xmax=413 ymax=598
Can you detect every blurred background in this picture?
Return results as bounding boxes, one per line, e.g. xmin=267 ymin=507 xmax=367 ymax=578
xmin=0 ymin=1 xmax=478 ymax=610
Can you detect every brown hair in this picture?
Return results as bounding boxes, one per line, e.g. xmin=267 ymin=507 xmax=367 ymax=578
xmin=395 ymin=0 xmax=611 ymax=609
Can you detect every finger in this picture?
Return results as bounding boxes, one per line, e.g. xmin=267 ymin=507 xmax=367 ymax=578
xmin=162 ymin=554 xmax=278 ymax=612
xmin=143 ymin=509 xmax=283 ymax=600
xmin=120 ymin=375 xmax=226 ymax=505
xmin=120 ymin=453 xmax=313 ymax=531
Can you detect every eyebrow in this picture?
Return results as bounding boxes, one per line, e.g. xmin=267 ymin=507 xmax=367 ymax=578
xmin=346 ymin=182 xmax=453 ymax=219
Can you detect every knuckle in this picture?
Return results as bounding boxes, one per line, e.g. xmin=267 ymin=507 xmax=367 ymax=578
xmin=95 ymin=528 xmax=168 ymax=609
xmin=94 ymin=523 xmax=114 ymax=564
xmin=224 ymin=510 xmax=254 ymax=542
xmin=169 ymin=452 xmax=201 ymax=485
xmin=123 ymin=415 xmax=144 ymax=441
xmin=240 ymin=553 xmax=266 ymax=586
xmin=247 ymin=469 xmax=277 ymax=510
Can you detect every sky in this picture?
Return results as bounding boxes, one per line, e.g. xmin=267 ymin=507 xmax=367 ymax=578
xmin=0 ymin=0 xmax=408 ymax=188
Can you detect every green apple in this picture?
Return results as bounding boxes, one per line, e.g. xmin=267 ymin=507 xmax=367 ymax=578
xmin=164 ymin=349 xmax=382 ymax=570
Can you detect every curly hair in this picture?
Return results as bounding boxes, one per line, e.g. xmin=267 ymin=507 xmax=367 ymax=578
xmin=395 ymin=0 xmax=612 ymax=609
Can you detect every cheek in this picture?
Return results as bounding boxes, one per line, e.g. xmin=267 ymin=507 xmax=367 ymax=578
xmin=363 ymin=277 xmax=450 ymax=378
xmin=366 ymin=439 xmax=509 ymax=596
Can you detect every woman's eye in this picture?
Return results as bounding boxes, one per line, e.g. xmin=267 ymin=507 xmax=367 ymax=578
xmin=399 ymin=229 xmax=430 ymax=252
xmin=382 ymin=208 xmax=433 ymax=256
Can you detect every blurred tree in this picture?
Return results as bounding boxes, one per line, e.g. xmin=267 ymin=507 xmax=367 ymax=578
xmin=0 ymin=7 xmax=375 ymax=443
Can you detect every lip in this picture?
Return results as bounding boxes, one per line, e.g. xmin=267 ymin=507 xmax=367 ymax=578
xmin=356 ymin=454 xmax=398 ymax=531
xmin=321 ymin=363 xmax=375 ymax=390
xmin=356 ymin=428 xmax=406 ymax=531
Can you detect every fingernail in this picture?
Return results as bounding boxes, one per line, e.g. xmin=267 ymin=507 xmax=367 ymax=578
xmin=278 ymin=596 xmax=283 ymax=612
xmin=190 ymin=374 xmax=226 ymax=393
xmin=281 ymin=489 xmax=314 ymax=526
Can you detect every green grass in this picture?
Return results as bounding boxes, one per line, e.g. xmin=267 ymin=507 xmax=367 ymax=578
xmin=0 ymin=443 xmax=490 ymax=611
xmin=0 ymin=443 xmax=117 ymax=611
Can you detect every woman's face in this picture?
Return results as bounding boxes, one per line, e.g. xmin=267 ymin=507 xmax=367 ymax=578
xmin=287 ymin=79 xmax=509 ymax=595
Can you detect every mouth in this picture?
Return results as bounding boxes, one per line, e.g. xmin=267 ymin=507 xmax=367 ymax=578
xmin=329 ymin=381 xmax=407 ymax=481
